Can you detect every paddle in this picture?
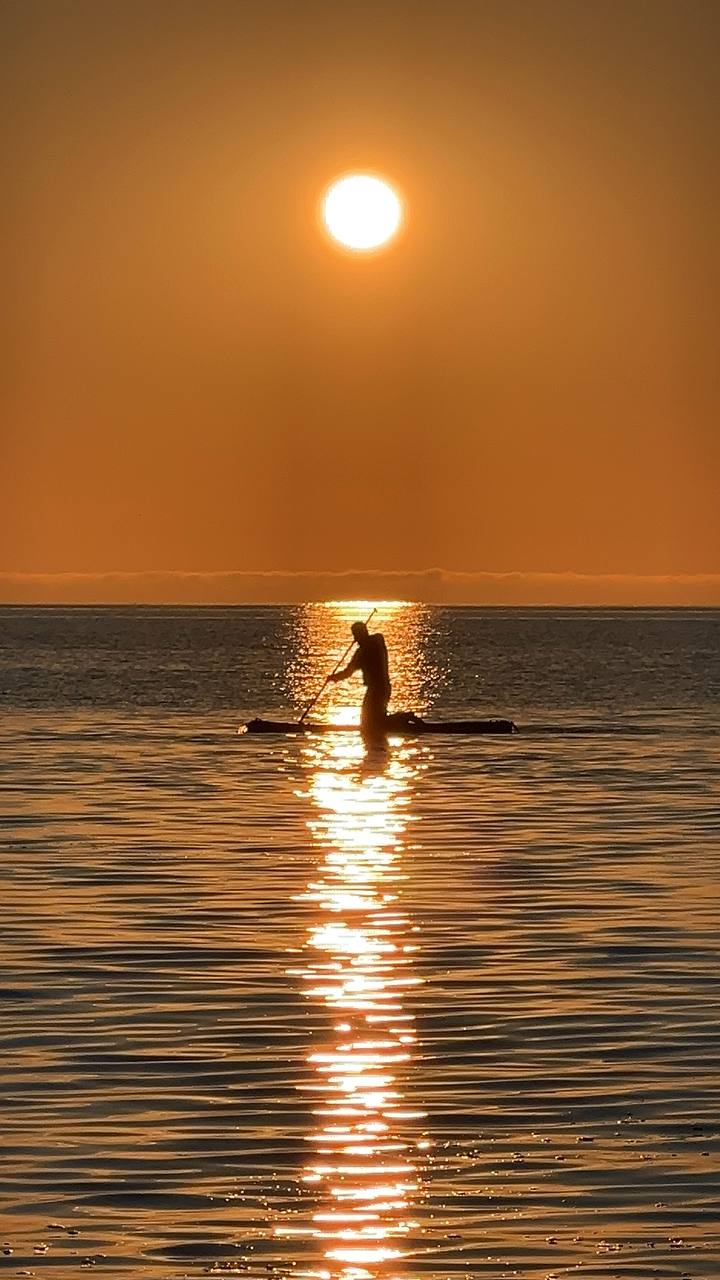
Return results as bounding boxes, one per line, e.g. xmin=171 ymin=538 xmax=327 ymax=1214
xmin=298 ymin=607 xmax=377 ymax=724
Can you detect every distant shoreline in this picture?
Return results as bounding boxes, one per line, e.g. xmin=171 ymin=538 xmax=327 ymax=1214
xmin=2 ymin=601 xmax=719 ymax=611
xmin=2 ymin=570 xmax=720 ymax=608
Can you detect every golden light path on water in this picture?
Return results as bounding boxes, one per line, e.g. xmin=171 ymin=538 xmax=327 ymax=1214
xmin=285 ymin=601 xmax=440 ymax=728
xmin=278 ymin=603 xmax=434 ymax=1280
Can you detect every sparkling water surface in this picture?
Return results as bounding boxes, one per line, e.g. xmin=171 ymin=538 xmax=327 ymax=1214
xmin=1 ymin=605 xmax=719 ymax=1278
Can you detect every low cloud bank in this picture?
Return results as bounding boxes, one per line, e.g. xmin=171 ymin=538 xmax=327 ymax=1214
xmin=2 ymin=569 xmax=719 ymax=605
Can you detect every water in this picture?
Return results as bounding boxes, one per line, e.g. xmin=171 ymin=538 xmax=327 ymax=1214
xmin=1 ymin=604 xmax=718 ymax=1279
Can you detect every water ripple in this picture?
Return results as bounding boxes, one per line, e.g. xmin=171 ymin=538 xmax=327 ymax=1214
xmin=1 ymin=606 xmax=719 ymax=1278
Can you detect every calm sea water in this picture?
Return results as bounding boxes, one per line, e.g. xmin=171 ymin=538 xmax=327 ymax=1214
xmin=1 ymin=605 xmax=719 ymax=1279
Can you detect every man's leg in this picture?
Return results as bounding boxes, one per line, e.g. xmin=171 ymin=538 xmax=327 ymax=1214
xmin=361 ymin=690 xmax=387 ymax=738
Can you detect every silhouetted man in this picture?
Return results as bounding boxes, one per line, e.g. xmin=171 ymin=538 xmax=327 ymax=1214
xmin=328 ymin=621 xmax=391 ymax=737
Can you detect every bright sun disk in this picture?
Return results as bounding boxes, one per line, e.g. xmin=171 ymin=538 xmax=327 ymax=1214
xmin=322 ymin=174 xmax=403 ymax=252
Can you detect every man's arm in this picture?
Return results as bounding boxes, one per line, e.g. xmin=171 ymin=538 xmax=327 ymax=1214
xmin=328 ymin=651 xmax=362 ymax=683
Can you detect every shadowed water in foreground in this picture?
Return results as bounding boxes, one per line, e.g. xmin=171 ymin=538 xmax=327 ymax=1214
xmin=1 ymin=605 xmax=719 ymax=1277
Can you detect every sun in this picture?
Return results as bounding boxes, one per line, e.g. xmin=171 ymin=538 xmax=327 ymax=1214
xmin=321 ymin=174 xmax=403 ymax=252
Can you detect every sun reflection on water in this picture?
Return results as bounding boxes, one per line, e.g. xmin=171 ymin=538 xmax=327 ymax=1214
xmin=278 ymin=604 xmax=430 ymax=1280
xmin=284 ymin=601 xmax=442 ymax=725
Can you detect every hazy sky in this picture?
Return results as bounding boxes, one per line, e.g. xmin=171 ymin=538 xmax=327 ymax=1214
xmin=2 ymin=0 xmax=718 ymax=602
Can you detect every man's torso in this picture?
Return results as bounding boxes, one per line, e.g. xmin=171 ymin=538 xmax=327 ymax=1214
xmin=357 ymin=633 xmax=391 ymax=698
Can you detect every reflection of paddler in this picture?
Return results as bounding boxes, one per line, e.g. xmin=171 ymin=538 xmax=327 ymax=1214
xmin=327 ymin=620 xmax=391 ymax=736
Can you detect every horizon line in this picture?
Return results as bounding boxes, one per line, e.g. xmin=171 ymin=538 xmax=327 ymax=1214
xmin=1 ymin=567 xmax=719 ymax=607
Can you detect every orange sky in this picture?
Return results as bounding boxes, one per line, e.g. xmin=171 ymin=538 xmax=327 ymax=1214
xmin=1 ymin=0 xmax=718 ymax=603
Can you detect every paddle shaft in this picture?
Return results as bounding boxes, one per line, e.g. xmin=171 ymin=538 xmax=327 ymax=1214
xmin=298 ymin=607 xmax=377 ymax=724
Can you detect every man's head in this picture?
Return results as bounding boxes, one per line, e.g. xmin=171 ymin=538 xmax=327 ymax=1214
xmin=351 ymin=621 xmax=369 ymax=644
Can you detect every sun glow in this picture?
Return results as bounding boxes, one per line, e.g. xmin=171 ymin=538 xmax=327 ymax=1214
xmin=322 ymin=175 xmax=403 ymax=252
xmin=323 ymin=600 xmax=413 ymax=610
